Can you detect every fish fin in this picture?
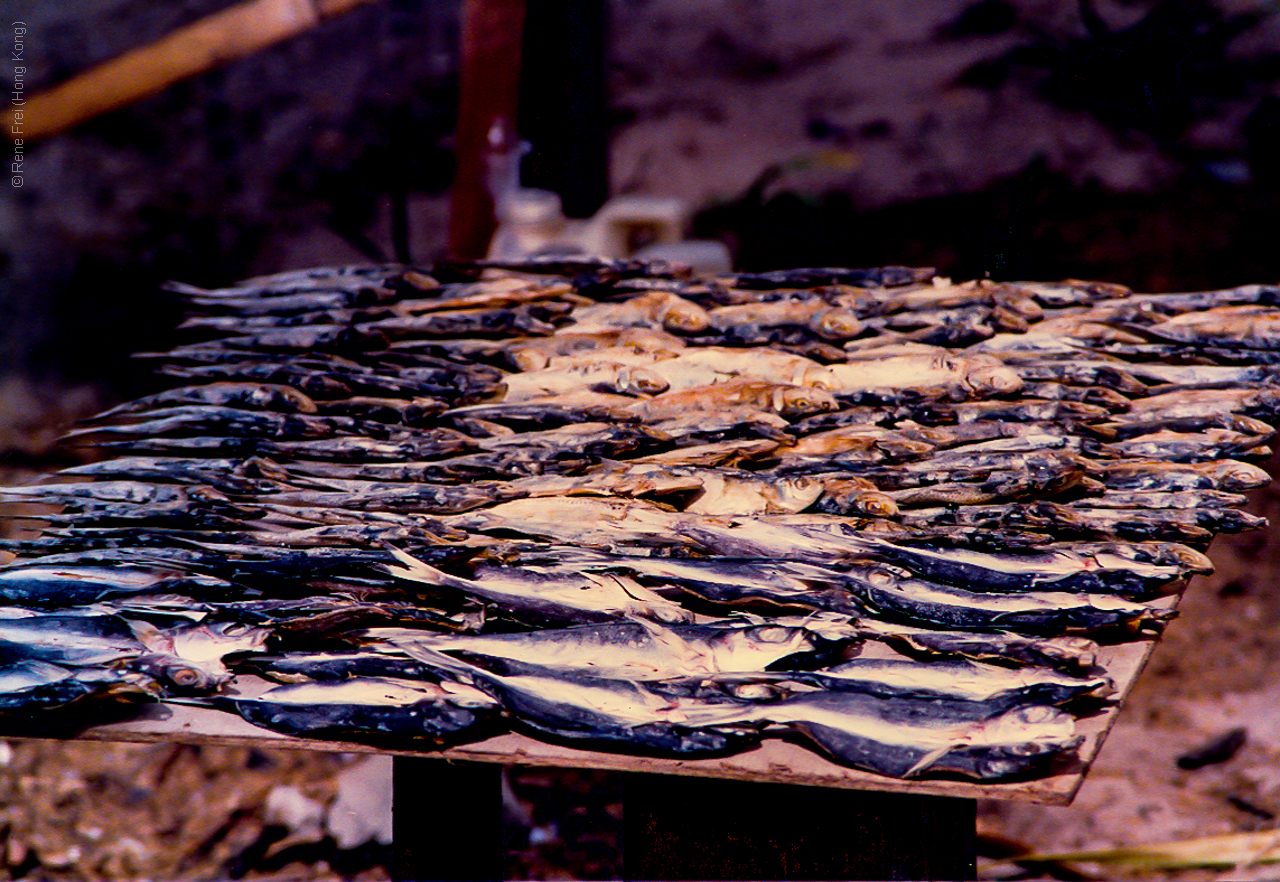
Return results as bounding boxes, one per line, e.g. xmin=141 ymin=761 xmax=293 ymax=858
xmin=903 ymin=743 xmax=953 ymax=778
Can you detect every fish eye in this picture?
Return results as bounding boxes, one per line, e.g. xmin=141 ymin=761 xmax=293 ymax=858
xmin=167 ymin=666 xmax=204 ymax=688
xmin=753 ymin=626 xmax=793 ymax=643
xmin=1019 ymin=706 xmax=1056 ymax=724
xmin=866 ymin=568 xmax=897 ymax=587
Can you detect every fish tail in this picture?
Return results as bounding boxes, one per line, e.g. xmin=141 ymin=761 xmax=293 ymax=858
xmin=382 ymin=545 xmax=475 ymax=591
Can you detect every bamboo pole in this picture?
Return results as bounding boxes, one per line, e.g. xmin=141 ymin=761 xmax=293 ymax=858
xmin=1 ymin=0 xmax=378 ymax=142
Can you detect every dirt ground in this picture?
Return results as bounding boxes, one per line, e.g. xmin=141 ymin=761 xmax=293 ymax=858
xmin=977 ymin=450 xmax=1280 ymax=881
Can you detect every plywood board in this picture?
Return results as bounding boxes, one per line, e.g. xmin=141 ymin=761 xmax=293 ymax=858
xmin=45 ymin=610 xmax=1168 ymax=807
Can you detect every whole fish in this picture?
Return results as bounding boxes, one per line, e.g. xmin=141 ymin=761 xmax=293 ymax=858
xmin=811 ymin=353 xmax=1023 ymax=401
xmin=383 ymin=548 xmax=692 ymax=624
xmin=882 ymin=460 xmax=1086 ymax=506
xmin=0 ymin=563 xmax=233 ymax=606
xmin=1092 ymin=459 xmax=1271 ymax=492
xmin=707 ymin=301 xmax=863 ymax=341
xmin=0 ymin=661 xmax=157 ymax=717
xmin=1113 ymin=387 xmax=1280 ymax=422
xmin=391 ymin=277 xmax=575 ymax=314
xmin=1 ymin=480 xmax=212 ymax=508
xmin=727 ymin=266 xmax=933 ymax=289
xmin=315 ymin=396 xmax=448 ymax=425
xmin=91 ymin=383 xmax=319 ymax=418
xmin=559 ymin=291 xmax=712 ymax=335
xmin=851 ymin=619 xmax=1101 ymax=672
xmin=219 ymin=675 xmax=503 ymax=745
xmin=640 ymin=347 xmax=826 ymax=391
xmin=1097 ymin=413 xmax=1274 ymax=442
xmin=377 ymin=618 xmax=852 ymax=680
xmin=1146 ymin=304 xmax=1280 ymax=349
xmin=0 ymin=613 xmax=144 ymax=666
xmin=405 ymin=650 xmax=763 ymax=757
xmin=631 ymin=379 xmax=838 ymax=421
xmin=1084 ymin=489 xmax=1248 ymax=510
xmin=997 ymin=358 xmax=1147 ymax=395
xmin=497 ymin=362 xmax=669 ymax=401
xmin=851 ymin=567 xmax=1174 ymax=636
xmin=1061 ymin=506 xmax=1263 ymax=543
xmin=1101 ymin=429 xmax=1271 ymax=462
xmin=357 ymin=303 xmax=566 ymax=339
xmin=179 ymin=285 xmax=396 ymax=316
xmin=770 ymin=657 xmax=1112 ymax=712
xmin=757 ymin=690 xmax=1081 ymax=780
xmin=506 ymin=328 xmax=687 ymax=371
xmin=1019 ymin=382 xmax=1132 ymax=410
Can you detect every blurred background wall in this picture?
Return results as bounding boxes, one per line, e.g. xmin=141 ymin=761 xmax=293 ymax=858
xmin=1 ymin=0 xmax=1278 ymax=451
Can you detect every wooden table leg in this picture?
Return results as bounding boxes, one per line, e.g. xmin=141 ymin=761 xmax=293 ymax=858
xmin=622 ymin=771 xmax=976 ymax=881
xmin=391 ymin=757 xmax=503 ymax=881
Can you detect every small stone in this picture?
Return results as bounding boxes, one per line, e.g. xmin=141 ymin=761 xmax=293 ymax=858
xmin=265 ymin=785 xmax=325 ymax=840
xmin=325 ymin=756 xmax=393 ymax=850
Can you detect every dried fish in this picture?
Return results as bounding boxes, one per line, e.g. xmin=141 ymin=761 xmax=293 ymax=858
xmin=378 ymin=617 xmax=852 ymax=680
xmin=383 ymin=548 xmax=691 ymax=624
xmin=760 ymin=691 xmax=1082 ymax=779
xmin=220 ymin=676 xmax=502 ymax=744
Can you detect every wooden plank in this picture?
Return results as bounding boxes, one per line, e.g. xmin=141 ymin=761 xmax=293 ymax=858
xmin=623 ymin=772 xmax=975 ymax=880
xmin=43 ymin=606 xmax=1169 ymax=806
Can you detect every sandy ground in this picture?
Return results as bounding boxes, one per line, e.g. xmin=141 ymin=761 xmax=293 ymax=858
xmin=978 ymin=451 xmax=1280 ymax=880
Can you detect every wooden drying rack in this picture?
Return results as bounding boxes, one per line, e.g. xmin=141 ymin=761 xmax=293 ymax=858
xmin=3 ymin=577 xmax=1170 ymax=880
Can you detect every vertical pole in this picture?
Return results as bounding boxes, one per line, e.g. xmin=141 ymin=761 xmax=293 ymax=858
xmin=623 ymin=772 xmax=976 ymax=881
xmin=519 ymin=0 xmax=609 ymax=219
xmin=447 ymin=0 xmax=528 ymax=260
xmin=391 ymin=757 xmax=503 ymax=881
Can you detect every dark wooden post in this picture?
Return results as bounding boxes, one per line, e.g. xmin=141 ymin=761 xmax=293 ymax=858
xmin=623 ymin=771 xmax=977 ymax=881
xmin=447 ymin=0 xmax=529 ymax=260
xmin=391 ymin=757 xmax=503 ymax=881
xmin=519 ymin=0 xmax=609 ymax=219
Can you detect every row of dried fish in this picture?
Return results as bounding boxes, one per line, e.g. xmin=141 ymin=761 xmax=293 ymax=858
xmin=2 ymin=260 xmax=1277 ymax=783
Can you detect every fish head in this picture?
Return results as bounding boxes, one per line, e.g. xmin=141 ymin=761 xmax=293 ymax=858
xmin=810 ymin=308 xmax=863 ymax=341
xmin=774 ymin=386 xmax=838 ymax=417
xmin=130 ymin=653 xmax=227 ymax=694
xmin=659 ymin=301 xmax=712 ymax=335
xmin=989 ymin=305 xmax=1030 ymax=334
xmin=773 ymin=476 xmax=825 ymax=512
xmin=1216 ymin=460 xmax=1271 ymax=491
xmin=804 ymin=367 xmax=838 ymax=391
xmin=850 ymin=491 xmax=898 ymax=518
xmin=619 ymin=367 xmax=671 ymax=396
xmin=817 ymin=479 xmax=898 ymax=517
xmin=1080 ymin=386 xmax=1131 ymax=410
xmin=1145 ymin=544 xmax=1213 ymax=576
xmin=510 ymin=350 xmax=550 ymax=372
xmin=991 ymin=289 xmax=1044 ymax=321
xmin=972 ymin=705 xmax=1080 ymax=751
xmin=1229 ymin=414 xmax=1275 ymax=437
xmin=965 ymin=363 xmax=1024 ymax=396
xmin=617 ymin=327 xmax=688 ymax=353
